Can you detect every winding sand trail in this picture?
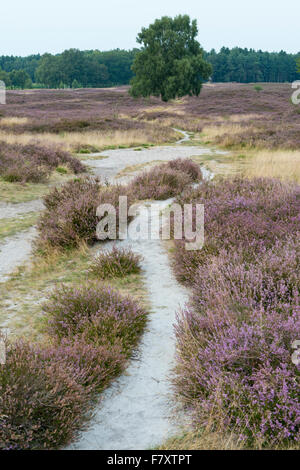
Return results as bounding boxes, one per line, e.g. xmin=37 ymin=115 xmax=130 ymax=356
xmin=69 ymin=131 xmax=221 ymax=450
xmin=84 ymin=130 xmax=215 ymax=183
xmin=0 ymin=199 xmax=44 ymax=219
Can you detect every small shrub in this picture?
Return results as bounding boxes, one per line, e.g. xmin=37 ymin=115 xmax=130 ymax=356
xmin=0 ymin=337 xmax=123 ymax=450
xmin=167 ymin=158 xmax=202 ymax=181
xmin=130 ymin=158 xmax=202 ymax=200
xmin=44 ymin=283 xmax=147 ymax=355
xmin=90 ymin=246 xmax=142 ymax=279
xmin=0 ymin=141 xmax=85 ymax=183
xmin=174 ymin=241 xmax=300 ymax=447
xmin=1 ymin=162 xmax=49 ymax=183
xmin=37 ymin=178 xmax=132 ymax=249
xmin=0 ymin=340 xmax=87 ymax=450
xmin=173 ymin=177 xmax=300 ymax=283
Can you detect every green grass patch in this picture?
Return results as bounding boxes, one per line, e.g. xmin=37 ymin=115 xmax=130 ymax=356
xmin=0 ymin=213 xmax=39 ymax=240
xmin=0 ymin=173 xmax=76 ymax=203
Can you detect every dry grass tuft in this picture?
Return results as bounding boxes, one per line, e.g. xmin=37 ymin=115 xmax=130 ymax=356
xmin=0 ymin=117 xmax=29 ymax=127
xmin=241 ymin=150 xmax=300 ymax=183
xmin=0 ymin=127 xmax=177 ymax=152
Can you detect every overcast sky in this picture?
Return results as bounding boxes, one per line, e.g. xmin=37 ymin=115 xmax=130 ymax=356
xmin=1 ymin=0 xmax=299 ymax=56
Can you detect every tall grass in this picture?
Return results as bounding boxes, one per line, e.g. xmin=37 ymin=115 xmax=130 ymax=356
xmin=241 ymin=150 xmax=300 ymax=183
xmin=0 ymin=127 xmax=177 ymax=152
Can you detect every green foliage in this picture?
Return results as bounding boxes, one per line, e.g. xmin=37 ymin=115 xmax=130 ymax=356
xmin=0 ymin=69 xmax=11 ymax=87
xmin=129 ymin=15 xmax=212 ymax=102
xmin=254 ymin=85 xmax=263 ymax=91
xmin=72 ymin=79 xmax=82 ymax=89
xmin=205 ymin=47 xmax=299 ymax=83
xmin=0 ymin=47 xmax=299 ymax=89
xmin=34 ymin=49 xmax=135 ymax=88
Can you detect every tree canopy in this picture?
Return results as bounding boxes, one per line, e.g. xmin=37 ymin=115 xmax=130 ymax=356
xmin=205 ymin=47 xmax=299 ymax=83
xmin=129 ymin=15 xmax=212 ymax=101
xmin=0 ymin=45 xmax=299 ymax=90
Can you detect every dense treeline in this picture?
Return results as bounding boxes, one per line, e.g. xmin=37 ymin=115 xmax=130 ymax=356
xmin=0 ymin=49 xmax=138 ymax=89
xmin=204 ymin=47 xmax=299 ymax=83
xmin=0 ymin=47 xmax=299 ymax=89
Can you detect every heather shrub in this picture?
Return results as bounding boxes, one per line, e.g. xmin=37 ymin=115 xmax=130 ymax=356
xmin=37 ymin=178 xmax=132 ymax=249
xmin=0 ymin=340 xmax=87 ymax=450
xmin=130 ymin=159 xmax=202 ymax=200
xmin=44 ymin=284 xmax=147 ymax=355
xmin=174 ymin=241 xmax=300 ymax=446
xmin=0 ymin=141 xmax=84 ymax=183
xmin=90 ymin=246 xmax=142 ymax=279
xmin=175 ymin=306 xmax=300 ymax=446
xmin=167 ymin=158 xmax=202 ymax=181
xmin=172 ymin=176 xmax=300 ymax=447
xmin=16 ymin=141 xmax=84 ymax=174
xmin=191 ymin=238 xmax=300 ymax=316
xmin=0 ymin=337 xmax=124 ymax=450
xmin=173 ymin=177 xmax=300 ymax=283
xmin=1 ymin=160 xmax=49 ymax=183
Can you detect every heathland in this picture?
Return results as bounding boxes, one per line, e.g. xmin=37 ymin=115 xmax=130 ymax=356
xmin=0 ymin=83 xmax=299 ymax=449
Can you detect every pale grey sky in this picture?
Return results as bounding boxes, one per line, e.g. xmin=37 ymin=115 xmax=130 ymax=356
xmin=1 ymin=0 xmax=299 ymax=56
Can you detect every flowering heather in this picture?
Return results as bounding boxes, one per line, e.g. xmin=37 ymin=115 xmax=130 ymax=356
xmin=37 ymin=177 xmax=132 ymax=249
xmin=130 ymin=158 xmax=202 ymax=200
xmin=44 ymin=284 xmax=147 ymax=355
xmin=0 ymin=340 xmax=88 ymax=450
xmin=0 ymin=337 xmax=124 ymax=450
xmin=0 ymin=282 xmax=147 ymax=450
xmin=90 ymin=246 xmax=142 ymax=279
xmin=167 ymin=158 xmax=203 ymax=181
xmin=172 ymin=177 xmax=300 ymax=447
xmin=3 ymin=84 xmax=299 ymax=150
xmin=173 ymin=177 xmax=300 ymax=284
xmin=0 ymin=141 xmax=84 ymax=183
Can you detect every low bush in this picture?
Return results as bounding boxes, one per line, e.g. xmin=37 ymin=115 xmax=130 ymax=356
xmin=37 ymin=178 xmax=132 ymax=249
xmin=0 ymin=141 xmax=84 ymax=183
xmin=173 ymin=177 xmax=300 ymax=284
xmin=0 ymin=340 xmax=87 ymax=450
xmin=44 ymin=283 xmax=147 ymax=355
xmin=0 ymin=282 xmax=147 ymax=450
xmin=130 ymin=158 xmax=202 ymax=200
xmin=90 ymin=246 xmax=142 ymax=279
xmin=175 ymin=240 xmax=300 ymax=447
xmin=167 ymin=158 xmax=202 ymax=181
xmin=0 ymin=338 xmax=123 ymax=450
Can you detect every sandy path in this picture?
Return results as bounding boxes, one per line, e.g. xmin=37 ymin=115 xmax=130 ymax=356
xmin=0 ymin=199 xmax=44 ymax=219
xmin=83 ymin=130 xmax=215 ymax=183
xmin=69 ymin=200 xmax=189 ymax=449
xmin=69 ymin=133 xmax=220 ymax=450
xmin=0 ymin=227 xmax=37 ymax=282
